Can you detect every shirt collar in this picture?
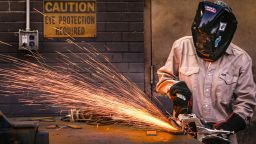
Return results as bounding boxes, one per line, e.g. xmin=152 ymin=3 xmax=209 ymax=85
xmin=225 ymin=45 xmax=233 ymax=55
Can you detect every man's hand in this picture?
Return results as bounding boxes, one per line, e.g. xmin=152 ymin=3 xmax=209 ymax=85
xmin=169 ymin=81 xmax=192 ymax=117
xmin=169 ymin=81 xmax=192 ymax=105
xmin=214 ymin=113 xmax=246 ymax=133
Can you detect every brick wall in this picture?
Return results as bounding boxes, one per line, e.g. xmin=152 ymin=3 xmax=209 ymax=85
xmin=0 ymin=0 xmax=144 ymax=116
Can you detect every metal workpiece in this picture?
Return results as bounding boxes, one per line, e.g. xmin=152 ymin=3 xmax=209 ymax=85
xmin=197 ymin=126 xmax=234 ymax=135
xmin=176 ymin=114 xmax=234 ymax=144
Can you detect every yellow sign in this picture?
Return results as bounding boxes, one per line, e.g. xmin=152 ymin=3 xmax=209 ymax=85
xmin=43 ymin=0 xmax=96 ymax=38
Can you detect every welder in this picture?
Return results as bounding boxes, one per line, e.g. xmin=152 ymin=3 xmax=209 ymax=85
xmin=156 ymin=1 xmax=256 ymax=144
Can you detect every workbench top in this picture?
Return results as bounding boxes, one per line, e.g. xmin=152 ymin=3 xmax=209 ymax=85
xmin=10 ymin=117 xmax=202 ymax=144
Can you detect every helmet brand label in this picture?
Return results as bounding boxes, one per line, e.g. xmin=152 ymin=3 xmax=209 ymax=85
xmin=215 ymin=36 xmax=222 ymax=47
xmin=205 ymin=6 xmax=216 ymax=13
xmin=219 ymin=22 xmax=227 ymax=31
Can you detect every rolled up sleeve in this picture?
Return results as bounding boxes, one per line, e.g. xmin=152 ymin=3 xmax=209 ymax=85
xmin=156 ymin=41 xmax=180 ymax=95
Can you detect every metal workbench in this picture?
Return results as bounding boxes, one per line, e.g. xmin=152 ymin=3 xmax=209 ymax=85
xmin=36 ymin=119 xmax=202 ymax=144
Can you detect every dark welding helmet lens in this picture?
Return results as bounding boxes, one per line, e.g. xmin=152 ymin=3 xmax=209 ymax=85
xmin=191 ymin=1 xmax=237 ymax=62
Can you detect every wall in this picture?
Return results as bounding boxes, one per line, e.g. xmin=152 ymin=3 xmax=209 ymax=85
xmin=151 ymin=0 xmax=256 ymax=77
xmin=0 ymin=0 xmax=144 ymax=116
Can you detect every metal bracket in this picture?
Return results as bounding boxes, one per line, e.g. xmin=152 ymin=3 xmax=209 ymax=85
xmin=19 ymin=29 xmax=39 ymax=50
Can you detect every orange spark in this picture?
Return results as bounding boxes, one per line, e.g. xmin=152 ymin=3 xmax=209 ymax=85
xmin=0 ymin=40 xmax=13 ymax=47
xmin=0 ymin=9 xmax=179 ymax=132
xmin=0 ymin=40 xmax=179 ymax=132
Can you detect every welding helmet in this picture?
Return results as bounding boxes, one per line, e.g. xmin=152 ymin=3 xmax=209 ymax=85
xmin=191 ymin=1 xmax=237 ymax=62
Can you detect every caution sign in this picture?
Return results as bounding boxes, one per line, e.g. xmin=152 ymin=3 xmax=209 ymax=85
xmin=43 ymin=0 xmax=96 ymax=38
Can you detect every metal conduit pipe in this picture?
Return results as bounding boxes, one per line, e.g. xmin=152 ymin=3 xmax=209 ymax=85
xmin=26 ymin=0 xmax=30 ymax=31
xmin=19 ymin=0 xmax=38 ymax=50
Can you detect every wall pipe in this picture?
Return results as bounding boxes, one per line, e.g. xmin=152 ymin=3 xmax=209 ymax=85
xmin=26 ymin=0 xmax=30 ymax=31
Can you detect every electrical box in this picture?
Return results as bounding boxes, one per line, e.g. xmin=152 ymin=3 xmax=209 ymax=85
xmin=19 ymin=30 xmax=39 ymax=51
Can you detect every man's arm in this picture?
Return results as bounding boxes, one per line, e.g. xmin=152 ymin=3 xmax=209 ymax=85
xmin=233 ymin=55 xmax=256 ymax=124
xmin=215 ymin=54 xmax=256 ymax=133
xmin=156 ymin=40 xmax=180 ymax=96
